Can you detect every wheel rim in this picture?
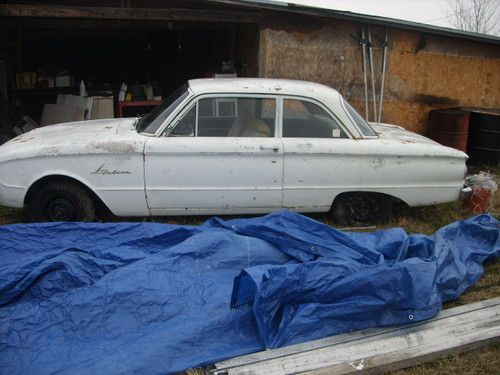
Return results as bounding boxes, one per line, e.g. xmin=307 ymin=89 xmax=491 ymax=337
xmin=45 ymin=197 xmax=77 ymax=221
xmin=345 ymin=195 xmax=379 ymax=224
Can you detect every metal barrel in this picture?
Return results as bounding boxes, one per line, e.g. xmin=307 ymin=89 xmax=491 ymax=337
xmin=467 ymin=110 xmax=500 ymax=167
xmin=429 ymin=109 xmax=470 ymax=152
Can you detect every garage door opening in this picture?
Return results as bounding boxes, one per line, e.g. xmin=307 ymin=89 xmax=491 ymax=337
xmin=1 ymin=21 xmax=259 ymax=132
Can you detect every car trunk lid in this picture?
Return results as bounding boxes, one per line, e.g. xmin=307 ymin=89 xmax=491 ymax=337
xmin=370 ymin=123 xmax=440 ymax=145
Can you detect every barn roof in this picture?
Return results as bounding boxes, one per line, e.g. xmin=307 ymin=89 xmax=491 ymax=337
xmin=209 ymin=0 xmax=500 ymax=45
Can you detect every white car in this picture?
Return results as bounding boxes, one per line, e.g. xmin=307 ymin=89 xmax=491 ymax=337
xmin=0 ymin=78 xmax=469 ymax=224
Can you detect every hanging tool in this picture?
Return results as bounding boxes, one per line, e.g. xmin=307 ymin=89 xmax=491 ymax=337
xmin=367 ymin=27 xmax=377 ymax=123
xmin=377 ymin=28 xmax=389 ymax=124
xmin=360 ymin=28 xmax=369 ymax=121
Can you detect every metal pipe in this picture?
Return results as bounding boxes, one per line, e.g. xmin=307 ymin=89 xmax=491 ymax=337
xmin=367 ymin=27 xmax=377 ymax=122
xmin=361 ymin=28 xmax=369 ymax=121
xmin=377 ymin=28 xmax=389 ymax=124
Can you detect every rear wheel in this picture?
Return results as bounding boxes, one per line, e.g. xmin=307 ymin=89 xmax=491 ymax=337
xmin=28 ymin=181 xmax=95 ymax=222
xmin=332 ymin=192 xmax=392 ymax=226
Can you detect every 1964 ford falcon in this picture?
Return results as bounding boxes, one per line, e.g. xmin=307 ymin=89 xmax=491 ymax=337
xmin=0 ymin=78 xmax=469 ymax=224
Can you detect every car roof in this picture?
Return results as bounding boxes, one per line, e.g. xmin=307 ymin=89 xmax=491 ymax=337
xmin=187 ymin=78 xmax=342 ymax=101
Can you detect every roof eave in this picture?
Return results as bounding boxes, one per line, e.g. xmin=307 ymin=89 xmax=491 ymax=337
xmin=208 ymin=0 xmax=500 ymax=46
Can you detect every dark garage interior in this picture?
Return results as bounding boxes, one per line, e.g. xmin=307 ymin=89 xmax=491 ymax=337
xmin=0 ymin=0 xmax=260 ymax=137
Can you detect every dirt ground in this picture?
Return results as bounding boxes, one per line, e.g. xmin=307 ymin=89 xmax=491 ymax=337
xmin=0 ymin=170 xmax=498 ymax=374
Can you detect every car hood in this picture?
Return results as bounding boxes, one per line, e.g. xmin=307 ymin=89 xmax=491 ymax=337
xmin=0 ymin=118 xmax=145 ymax=162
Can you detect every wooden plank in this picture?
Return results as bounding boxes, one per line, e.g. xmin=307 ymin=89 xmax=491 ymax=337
xmin=214 ymin=298 xmax=499 ymax=369
xmin=212 ymin=297 xmax=500 ymax=374
xmin=216 ymin=304 xmax=500 ymax=374
xmin=0 ymin=4 xmax=263 ymax=23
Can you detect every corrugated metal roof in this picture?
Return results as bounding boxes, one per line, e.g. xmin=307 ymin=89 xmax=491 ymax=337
xmin=209 ymin=0 xmax=500 ymax=45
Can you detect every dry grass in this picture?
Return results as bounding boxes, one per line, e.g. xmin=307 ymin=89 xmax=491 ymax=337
xmin=391 ymin=343 xmax=500 ymax=375
xmin=185 ymin=369 xmax=205 ymax=375
xmin=0 ymin=207 xmax=24 ymax=225
xmin=0 ymin=168 xmax=498 ymax=375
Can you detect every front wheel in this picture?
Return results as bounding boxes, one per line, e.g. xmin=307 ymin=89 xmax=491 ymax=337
xmin=332 ymin=192 xmax=392 ymax=226
xmin=28 ymin=181 xmax=95 ymax=222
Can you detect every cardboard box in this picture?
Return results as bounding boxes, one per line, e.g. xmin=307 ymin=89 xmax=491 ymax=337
xmin=55 ymin=75 xmax=73 ymax=88
xmin=89 ymin=96 xmax=114 ymax=119
xmin=15 ymin=72 xmax=37 ymax=89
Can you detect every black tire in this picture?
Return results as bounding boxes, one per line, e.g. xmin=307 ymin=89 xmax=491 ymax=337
xmin=28 ymin=181 xmax=95 ymax=222
xmin=332 ymin=192 xmax=392 ymax=226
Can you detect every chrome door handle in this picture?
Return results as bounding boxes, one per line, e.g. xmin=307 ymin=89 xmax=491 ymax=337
xmin=260 ymin=145 xmax=280 ymax=152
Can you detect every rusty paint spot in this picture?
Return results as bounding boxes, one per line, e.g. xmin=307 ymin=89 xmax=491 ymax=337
xmin=11 ymin=136 xmax=34 ymax=143
xmin=371 ymin=158 xmax=386 ymax=170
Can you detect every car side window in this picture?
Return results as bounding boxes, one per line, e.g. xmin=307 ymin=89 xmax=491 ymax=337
xmin=197 ymin=97 xmax=276 ymax=137
xmin=282 ymin=99 xmax=347 ymax=138
xmin=168 ymin=105 xmax=196 ymax=137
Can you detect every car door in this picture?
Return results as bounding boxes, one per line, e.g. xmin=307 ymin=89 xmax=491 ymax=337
xmin=280 ymin=97 xmax=357 ymax=212
xmin=144 ymin=95 xmax=283 ymax=215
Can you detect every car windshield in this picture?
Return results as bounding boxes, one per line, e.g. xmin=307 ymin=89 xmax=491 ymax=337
xmin=343 ymin=100 xmax=377 ymax=137
xmin=136 ymin=84 xmax=189 ymax=134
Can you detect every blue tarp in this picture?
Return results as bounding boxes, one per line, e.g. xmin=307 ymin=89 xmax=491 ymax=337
xmin=0 ymin=211 xmax=498 ymax=374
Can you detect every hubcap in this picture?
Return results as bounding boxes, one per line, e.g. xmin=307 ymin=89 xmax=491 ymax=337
xmin=46 ymin=197 xmax=76 ymax=221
